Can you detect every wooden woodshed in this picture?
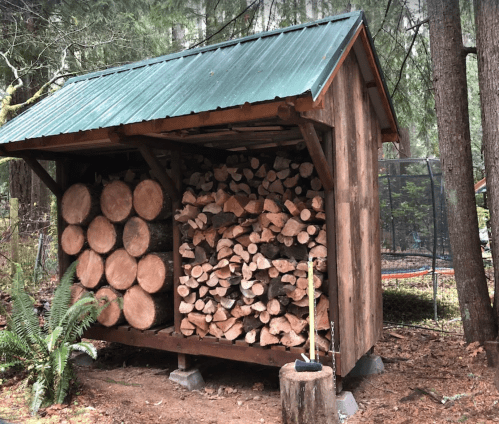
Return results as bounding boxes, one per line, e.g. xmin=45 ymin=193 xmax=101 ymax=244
xmin=0 ymin=11 xmax=399 ymax=381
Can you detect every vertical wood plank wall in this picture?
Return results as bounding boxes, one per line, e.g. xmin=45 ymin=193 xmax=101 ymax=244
xmin=331 ymin=50 xmax=383 ymax=375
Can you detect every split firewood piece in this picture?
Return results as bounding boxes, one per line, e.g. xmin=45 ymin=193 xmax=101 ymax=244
xmin=70 ymin=283 xmax=89 ymax=305
xmin=245 ymin=328 xmax=260 ymax=344
xmin=187 ymin=312 xmax=209 ymax=332
xmin=175 ymin=204 xmax=199 ymax=223
xmin=213 ymin=307 xmax=231 ymax=322
xmin=316 ymin=212 xmax=326 ymax=220
xmin=216 ymin=317 xmax=237 ymax=333
xmin=123 ymin=286 xmax=173 ymax=330
xmin=253 ymin=253 xmax=272 ymax=270
xmin=105 ymin=248 xmax=138 ymax=291
xmin=259 ymin=310 xmax=271 ymax=324
xmin=315 ymin=295 xmax=330 ymax=331
xmin=223 ymin=195 xmax=249 ymax=218
xmin=133 ymin=179 xmax=172 ymax=221
xmin=100 ymin=180 xmax=134 ymax=224
xmin=208 ymin=322 xmax=223 ymax=338
xmin=199 ymin=285 xmax=210 ymax=298
xmin=231 ymin=303 xmax=252 ymax=318
xmin=95 ymin=286 xmax=125 ymax=327
xmin=224 ymin=322 xmax=244 ymax=340
xmin=243 ymin=315 xmax=264 ymax=333
xmin=269 ymin=316 xmax=291 ymax=335
xmin=272 ymin=259 xmax=297 ymax=274
xmin=179 ymin=242 xmax=195 ymax=259
xmin=180 ymin=318 xmax=196 ymax=336
xmin=281 ymin=331 xmax=306 ymax=347
xmin=283 ymin=174 xmax=300 ymax=189
xmin=233 ymin=244 xmax=250 ymax=263
xmin=299 ymin=162 xmax=314 ymax=178
xmin=240 ymin=287 xmax=257 ymax=299
xmin=220 ymin=296 xmax=237 ymax=310
xmin=179 ymin=300 xmax=195 ymax=314
xmin=214 ymin=188 xmax=231 ymax=206
xmin=179 ymin=276 xmax=200 ymax=289
xmin=297 ymin=231 xmax=310 ymax=244
xmin=212 ymin=212 xmax=238 ymax=229
xmin=260 ymin=326 xmax=280 ymax=346
xmin=260 ymin=228 xmax=275 ymax=243
xmin=305 ymin=333 xmax=330 ymax=352
xmin=195 ymin=193 xmax=215 ymax=207
xmin=309 ymin=245 xmax=327 ymax=259
xmin=250 ymin=157 xmax=260 ymax=170
xmin=87 ymin=215 xmax=123 ymax=254
xmin=182 ymin=190 xmax=197 ymax=205
xmin=316 ymin=230 xmax=327 ymax=246
xmin=61 ymin=225 xmax=86 ymax=255
xmin=268 ymin=267 xmax=279 ymax=279
xmin=311 ymin=196 xmax=324 ymax=212
xmin=267 ymin=298 xmax=285 ymax=316
xmin=76 ymin=249 xmax=105 ymax=289
xmin=285 ymin=313 xmax=308 ymax=334
xmin=299 ymin=209 xmax=316 ymax=222
xmin=177 ymin=285 xmax=191 ymax=298
xmin=263 ymin=198 xmax=282 ymax=213
xmin=281 ymin=274 xmax=297 ymax=285
xmin=243 ymin=168 xmax=254 ymax=181
xmin=255 ymin=164 xmax=269 ymax=178
xmin=265 ymin=212 xmax=289 ymax=228
xmin=123 ymin=217 xmax=173 ymax=257
xmin=276 ymin=168 xmax=291 ymax=180
xmin=306 ymin=225 xmax=320 ymax=236
xmin=274 ymin=156 xmax=292 ymax=171
xmin=310 ymin=177 xmax=323 ymax=191
xmin=227 ymin=167 xmax=243 ymax=181
xmin=269 ymin=179 xmax=284 ymax=194
xmin=244 ymin=199 xmax=264 ymax=215
xmin=214 ymin=165 xmax=229 ymax=182
xmin=287 ymin=288 xmax=306 ymax=301
xmin=203 ymin=203 xmax=222 ymax=214
xmin=137 ymin=252 xmax=173 ymax=294
xmin=251 ymin=301 xmax=267 ymax=312
xmin=62 ymin=183 xmax=100 ymax=226
xmin=251 ymin=281 xmax=268 ymax=296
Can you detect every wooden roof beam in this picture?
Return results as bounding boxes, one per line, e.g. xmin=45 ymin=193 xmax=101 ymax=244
xmin=22 ymin=153 xmax=63 ymax=200
xmin=298 ymin=122 xmax=334 ymax=193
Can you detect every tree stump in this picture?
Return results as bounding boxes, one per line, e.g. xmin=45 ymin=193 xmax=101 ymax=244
xmin=105 ymin=248 xmax=138 ymax=291
xmin=61 ymin=225 xmax=86 ymax=255
xmin=95 ymin=286 xmax=125 ymax=327
xmin=87 ymin=215 xmax=123 ymax=254
xmin=279 ymin=363 xmax=338 ymax=424
xmin=133 ymin=179 xmax=172 ymax=221
xmin=123 ymin=285 xmax=173 ymax=330
xmin=61 ymin=183 xmax=99 ymax=225
xmin=123 ymin=217 xmax=173 ymax=257
xmin=137 ymin=252 xmax=174 ymax=293
xmin=100 ymin=180 xmax=134 ymax=223
xmin=76 ymin=249 xmax=105 ymax=289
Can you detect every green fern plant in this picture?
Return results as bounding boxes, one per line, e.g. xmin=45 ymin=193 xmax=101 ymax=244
xmin=0 ymin=262 xmax=102 ymax=415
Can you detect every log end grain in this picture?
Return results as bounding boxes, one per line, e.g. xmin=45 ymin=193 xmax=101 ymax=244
xmin=76 ymin=249 xmax=105 ymax=289
xmin=87 ymin=215 xmax=121 ymax=254
xmin=70 ymin=283 xmax=89 ymax=305
xmin=101 ymin=180 xmax=134 ymax=223
xmin=61 ymin=225 xmax=85 ymax=255
xmin=133 ymin=179 xmax=172 ymax=221
xmin=61 ymin=183 xmax=96 ymax=225
xmin=123 ymin=285 xmax=172 ymax=330
xmin=105 ymin=248 xmax=138 ymax=290
xmin=95 ymin=286 xmax=125 ymax=327
xmin=137 ymin=252 xmax=173 ymax=293
xmin=123 ymin=217 xmax=150 ymax=257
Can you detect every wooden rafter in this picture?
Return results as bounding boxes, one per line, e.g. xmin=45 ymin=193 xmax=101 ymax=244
xmin=23 ymin=153 xmax=63 ymax=200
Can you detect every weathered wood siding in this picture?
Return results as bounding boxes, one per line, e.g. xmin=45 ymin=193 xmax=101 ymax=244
xmin=330 ymin=50 xmax=383 ymax=376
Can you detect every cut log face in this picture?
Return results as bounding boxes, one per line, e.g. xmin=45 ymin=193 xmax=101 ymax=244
xmin=101 ymin=180 xmax=134 ymax=223
xmin=62 ymin=183 xmax=99 ymax=225
xmin=87 ymin=215 xmax=122 ymax=254
xmin=105 ymin=248 xmax=138 ymax=291
xmin=123 ymin=217 xmax=173 ymax=257
xmin=76 ymin=249 xmax=105 ymax=289
xmin=123 ymin=285 xmax=173 ymax=330
xmin=70 ymin=283 xmax=88 ymax=305
xmin=61 ymin=225 xmax=86 ymax=255
xmin=96 ymin=286 xmax=125 ymax=327
xmin=133 ymin=179 xmax=172 ymax=221
xmin=137 ymin=252 xmax=174 ymax=293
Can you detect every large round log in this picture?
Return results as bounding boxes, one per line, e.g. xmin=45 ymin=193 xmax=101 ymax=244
xmin=61 ymin=183 xmax=99 ymax=225
xmin=76 ymin=249 xmax=105 ymax=289
xmin=133 ymin=179 xmax=172 ymax=221
xmin=87 ymin=215 xmax=123 ymax=254
xmin=61 ymin=225 xmax=86 ymax=256
xmin=100 ymin=180 xmax=134 ymax=223
xmin=70 ymin=283 xmax=89 ymax=305
xmin=95 ymin=286 xmax=125 ymax=327
xmin=137 ymin=252 xmax=174 ymax=293
xmin=279 ymin=363 xmax=338 ymax=424
xmin=123 ymin=217 xmax=173 ymax=257
xmin=123 ymin=285 xmax=173 ymax=330
xmin=105 ymin=248 xmax=137 ymax=291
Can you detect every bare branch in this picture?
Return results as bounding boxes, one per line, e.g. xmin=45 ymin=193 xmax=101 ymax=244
xmin=405 ymin=18 xmax=429 ymax=32
xmin=373 ymin=0 xmax=393 ymax=41
xmin=391 ymin=23 xmax=422 ymax=97
xmin=0 ymin=52 xmax=23 ymax=92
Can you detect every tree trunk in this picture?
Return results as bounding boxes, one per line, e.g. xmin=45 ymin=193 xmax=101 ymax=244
xmin=428 ymin=0 xmax=496 ymax=342
xmin=9 ymin=159 xmax=31 ymax=232
xmin=474 ymin=0 xmax=499 ymax=329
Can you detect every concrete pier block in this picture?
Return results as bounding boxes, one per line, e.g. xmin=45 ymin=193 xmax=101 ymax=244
xmin=348 ymin=355 xmax=384 ymax=377
xmin=169 ymin=368 xmax=205 ymax=390
xmin=336 ymin=391 xmax=359 ymax=418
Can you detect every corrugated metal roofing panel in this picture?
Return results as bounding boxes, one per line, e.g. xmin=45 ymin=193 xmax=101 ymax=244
xmin=0 ymin=12 xmax=370 ymax=145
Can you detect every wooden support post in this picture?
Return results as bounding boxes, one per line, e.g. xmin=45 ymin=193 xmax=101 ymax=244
xmin=56 ymin=160 xmax=71 ymax=280
xmin=178 ymin=353 xmax=192 ymax=371
xmin=299 ymin=122 xmax=334 ymax=192
xmin=280 ymin=363 xmax=338 ymax=424
xmin=324 ymin=130 xmax=340 ymax=351
xmin=138 ymin=145 xmax=180 ymax=203
xmin=22 ymin=154 xmax=63 ymax=200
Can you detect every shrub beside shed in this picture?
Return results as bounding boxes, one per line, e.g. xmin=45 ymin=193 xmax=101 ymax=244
xmin=0 ymin=11 xmax=399 ymax=380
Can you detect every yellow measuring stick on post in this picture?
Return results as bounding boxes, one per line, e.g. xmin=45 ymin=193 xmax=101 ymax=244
xmin=308 ymin=259 xmax=315 ymax=362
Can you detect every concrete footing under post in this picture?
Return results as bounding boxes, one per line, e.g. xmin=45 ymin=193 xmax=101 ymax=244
xmin=169 ymin=368 xmax=205 ymax=390
xmin=336 ymin=391 xmax=359 ymax=419
xmin=348 ymin=354 xmax=384 ymax=377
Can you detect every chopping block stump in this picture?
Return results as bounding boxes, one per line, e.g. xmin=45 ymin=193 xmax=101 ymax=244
xmin=279 ymin=363 xmax=338 ymax=424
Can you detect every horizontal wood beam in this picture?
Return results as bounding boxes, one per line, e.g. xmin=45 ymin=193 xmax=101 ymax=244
xmin=299 ymin=122 xmax=334 ymax=192
xmin=23 ymin=153 xmax=63 ymax=200
xmin=381 ymin=131 xmax=399 ymax=143
xmin=137 ymin=144 xmax=180 ymax=204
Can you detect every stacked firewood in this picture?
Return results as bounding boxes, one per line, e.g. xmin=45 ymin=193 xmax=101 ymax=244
xmin=61 ymin=178 xmax=174 ymax=330
xmin=175 ymin=152 xmax=331 ymax=349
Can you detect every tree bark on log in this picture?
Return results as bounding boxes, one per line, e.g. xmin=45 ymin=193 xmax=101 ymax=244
xmin=87 ymin=215 xmax=123 ymax=254
xmin=123 ymin=285 xmax=173 ymax=330
xmin=133 ymin=179 xmax=172 ymax=221
xmin=137 ymin=252 xmax=174 ymax=293
xmin=76 ymin=249 xmax=105 ymax=289
xmin=123 ymin=217 xmax=173 ymax=257
xmin=61 ymin=225 xmax=86 ymax=256
xmin=62 ymin=183 xmax=100 ymax=225
xmin=105 ymin=248 xmax=138 ymax=290
xmin=96 ymin=286 xmax=125 ymax=327
xmin=101 ymin=180 xmax=134 ymax=223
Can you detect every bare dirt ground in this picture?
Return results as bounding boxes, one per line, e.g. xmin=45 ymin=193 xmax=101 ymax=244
xmin=1 ymin=325 xmax=499 ymax=424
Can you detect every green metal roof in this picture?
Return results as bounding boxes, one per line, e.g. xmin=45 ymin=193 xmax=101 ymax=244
xmin=0 ymin=11 xmax=393 ymax=146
